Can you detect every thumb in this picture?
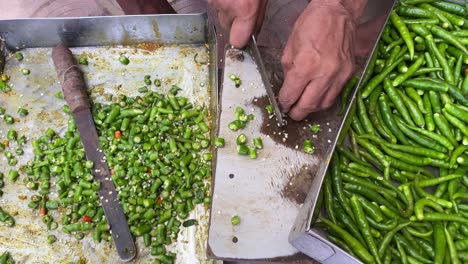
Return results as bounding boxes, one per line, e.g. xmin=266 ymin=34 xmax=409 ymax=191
xmin=229 ymin=17 xmax=257 ymax=48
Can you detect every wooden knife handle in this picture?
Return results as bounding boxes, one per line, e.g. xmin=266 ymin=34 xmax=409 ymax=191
xmin=52 ymin=44 xmax=90 ymax=113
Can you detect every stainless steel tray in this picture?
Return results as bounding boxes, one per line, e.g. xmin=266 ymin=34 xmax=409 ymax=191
xmin=0 ymin=14 xmax=218 ymax=264
xmin=208 ymin=47 xmax=329 ymax=261
xmin=289 ymin=0 xmax=468 ymax=263
xmin=288 ymin=1 xmax=397 ymax=263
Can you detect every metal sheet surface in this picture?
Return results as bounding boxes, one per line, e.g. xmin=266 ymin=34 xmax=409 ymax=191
xmin=0 ymin=14 xmax=207 ymax=49
xmin=208 ymin=46 xmax=343 ymax=260
xmin=0 ymin=44 xmax=213 ymax=264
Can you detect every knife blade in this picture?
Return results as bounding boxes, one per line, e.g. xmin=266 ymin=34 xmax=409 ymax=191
xmin=248 ymin=36 xmax=284 ymax=126
xmin=52 ymin=44 xmax=136 ymax=262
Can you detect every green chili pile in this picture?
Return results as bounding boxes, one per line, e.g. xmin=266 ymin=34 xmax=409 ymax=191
xmin=229 ymin=106 xmax=254 ymax=132
xmin=25 ymin=90 xmax=212 ymax=263
xmin=316 ymin=1 xmax=468 ymax=264
xmin=228 ymin=106 xmax=265 ymax=158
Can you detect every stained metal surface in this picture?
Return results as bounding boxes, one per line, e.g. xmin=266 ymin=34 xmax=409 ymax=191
xmin=0 ymin=14 xmax=207 ymax=49
xmin=248 ymin=36 xmax=284 ymax=126
xmin=208 ymin=47 xmax=343 ymax=261
xmin=288 ymin=1 xmax=398 ymax=263
xmin=0 ymin=14 xmax=216 ymax=264
xmin=208 ymin=48 xmax=308 ymax=259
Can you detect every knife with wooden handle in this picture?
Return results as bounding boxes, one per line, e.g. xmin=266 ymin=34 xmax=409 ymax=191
xmin=52 ymin=44 xmax=137 ymax=262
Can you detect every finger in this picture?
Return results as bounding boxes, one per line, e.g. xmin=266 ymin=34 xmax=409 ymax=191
xmin=230 ymin=16 xmax=257 ymax=48
xmin=288 ymin=77 xmax=330 ymax=121
xmin=278 ymin=69 xmax=311 ymax=113
xmin=278 ymin=47 xmax=319 ymax=112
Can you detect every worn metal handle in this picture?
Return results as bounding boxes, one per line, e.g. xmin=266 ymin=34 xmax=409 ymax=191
xmin=51 ymin=43 xmax=90 ymax=113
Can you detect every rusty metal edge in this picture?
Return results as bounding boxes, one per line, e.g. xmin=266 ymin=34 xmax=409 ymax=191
xmin=206 ymin=20 xmax=221 ymax=260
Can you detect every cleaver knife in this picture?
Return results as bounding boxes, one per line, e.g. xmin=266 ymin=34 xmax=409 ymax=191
xmin=52 ymin=44 xmax=136 ymax=262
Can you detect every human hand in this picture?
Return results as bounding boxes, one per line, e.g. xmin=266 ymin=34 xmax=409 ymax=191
xmin=278 ymin=0 xmax=367 ymax=121
xmin=208 ymin=0 xmax=268 ymax=48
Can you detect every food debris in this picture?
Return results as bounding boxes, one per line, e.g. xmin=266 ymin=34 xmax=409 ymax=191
xmin=309 ymin=124 xmax=321 ymax=134
xmin=231 ymin=215 xmax=241 ymax=225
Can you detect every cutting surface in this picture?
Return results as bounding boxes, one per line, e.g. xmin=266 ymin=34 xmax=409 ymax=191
xmin=208 ymin=49 xmax=342 ymax=260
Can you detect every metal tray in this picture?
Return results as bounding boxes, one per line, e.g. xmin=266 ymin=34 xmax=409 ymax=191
xmin=287 ymin=1 xmax=396 ymax=263
xmin=0 ymin=14 xmax=218 ymax=264
xmin=208 ymin=47 xmax=330 ymax=261
xmin=288 ymin=0 xmax=467 ymax=263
